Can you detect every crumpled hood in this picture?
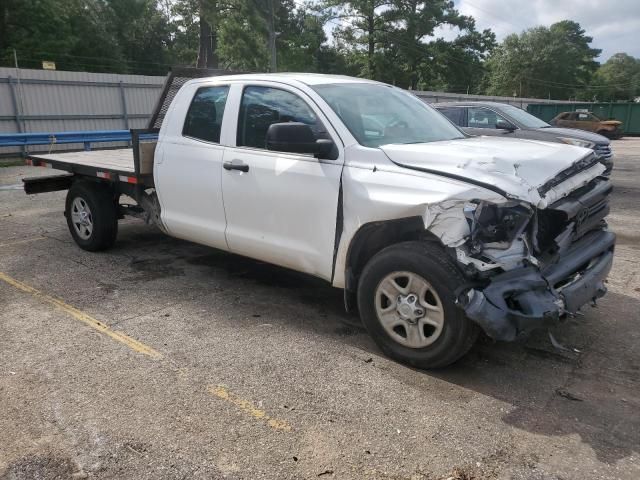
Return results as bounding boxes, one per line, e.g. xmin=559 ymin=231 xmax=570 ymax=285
xmin=601 ymin=120 xmax=622 ymax=127
xmin=380 ymin=136 xmax=602 ymax=205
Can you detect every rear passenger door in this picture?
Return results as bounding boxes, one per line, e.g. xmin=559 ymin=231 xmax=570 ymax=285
xmin=220 ymin=83 xmax=343 ymax=281
xmin=154 ymin=83 xmax=231 ymax=249
xmin=578 ymin=113 xmax=599 ymax=132
xmin=559 ymin=112 xmax=578 ymax=128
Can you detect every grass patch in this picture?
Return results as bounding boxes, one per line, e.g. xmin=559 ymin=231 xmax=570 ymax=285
xmin=0 ymin=158 xmax=25 ymax=168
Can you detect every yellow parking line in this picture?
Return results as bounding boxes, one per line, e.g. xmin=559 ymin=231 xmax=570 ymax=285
xmin=0 ymin=271 xmax=162 ymax=359
xmin=0 ymin=236 xmax=47 ymax=248
xmin=208 ymin=385 xmax=291 ymax=432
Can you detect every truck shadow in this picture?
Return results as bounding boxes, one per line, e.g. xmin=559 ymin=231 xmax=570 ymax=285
xmin=432 ymin=297 xmax=640 ymax=465
xmin=114 ymin=228 xmax=639 ymax=466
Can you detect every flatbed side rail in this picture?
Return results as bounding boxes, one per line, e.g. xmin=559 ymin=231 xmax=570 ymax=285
xmin=0 ymin=130 xmax=158 ymax=151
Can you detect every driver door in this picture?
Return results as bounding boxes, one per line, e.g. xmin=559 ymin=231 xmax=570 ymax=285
xmin=221 ymin=83 xmax=344 ymax=281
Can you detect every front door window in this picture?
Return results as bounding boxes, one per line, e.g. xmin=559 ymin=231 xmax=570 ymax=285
xmin=236 ymin=86 xmax=325 ymax=150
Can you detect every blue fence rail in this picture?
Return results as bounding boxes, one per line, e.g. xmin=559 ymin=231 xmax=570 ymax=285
xmin=0 ymin=129 xmax=159 ymax=152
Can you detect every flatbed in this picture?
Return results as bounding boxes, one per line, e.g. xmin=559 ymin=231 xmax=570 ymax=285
xmin=26 ymin=148 xmax=140 ymax=184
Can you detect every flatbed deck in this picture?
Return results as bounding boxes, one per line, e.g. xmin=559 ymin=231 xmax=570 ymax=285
xmin=28 ymin=149 xmax=135 ymax=173
xmin=26 ymin=148 xmax=148 ymax=185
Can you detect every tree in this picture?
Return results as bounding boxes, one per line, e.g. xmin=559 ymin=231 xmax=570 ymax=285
xmin=383 ymin=3 xmax=495 ymax=91
xmin=171 ymin=0 xmax=278 ymax=72
xmin=275 ymin=2 xmax=354 ymax=74
xmin=320 ymin=0 xmax=494 ymax=90
xmin=586 ymin=53 xmax=640 ymax=102
xmin=170 ymin=0 xmax=201 ymax=66
xmin=0 ymin=0 xmax=95 ymax=70
xmin=196 ymin=0 xmax=217 ymax=68
xmin=102 ymin=0 xmax=174 ymax=73
xmin=486 ymin=21 xmax=601 ymax=99
xmin=320 ymin=0 xmax=392 ymax=78
xmin=0 ymin=0 xmax=174 ymax=74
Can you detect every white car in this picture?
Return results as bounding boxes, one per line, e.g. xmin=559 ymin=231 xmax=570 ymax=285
xmin=24 ymin=72 xmax=615 ymax=368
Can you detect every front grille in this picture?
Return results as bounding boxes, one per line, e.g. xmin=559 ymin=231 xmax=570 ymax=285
xmin=594 ymin=144 xmax=612 ymax=159
xmin=536 ymin=177 xmax=611 ymax=253
xmin=538 ymin=153 xmax=599 ymax=195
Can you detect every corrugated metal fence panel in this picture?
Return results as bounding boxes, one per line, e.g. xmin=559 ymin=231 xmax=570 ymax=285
xmin=527 ymin=102 xmax=640 ymax=135
xmin=0 ymin=67 xmax=165 ymax=155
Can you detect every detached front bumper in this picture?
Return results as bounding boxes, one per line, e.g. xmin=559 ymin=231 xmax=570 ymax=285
xmin=462 ymin=230 xmax=615 ymax=341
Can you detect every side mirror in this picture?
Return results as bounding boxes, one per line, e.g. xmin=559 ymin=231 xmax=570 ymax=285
xmin=495 ymin=119 xmax=516 ymax=131
xmin=266 ymin=122 xmax=335 ymax=159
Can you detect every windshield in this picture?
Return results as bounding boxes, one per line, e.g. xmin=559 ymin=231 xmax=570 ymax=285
xmin=498 ymin=104 xmax=550 ymax=129
xmin=312 ymin=83 xmax=464 ymax=147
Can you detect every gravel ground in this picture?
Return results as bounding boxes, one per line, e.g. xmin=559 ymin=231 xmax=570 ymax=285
xmin=0 ymin=140 xmax=638 ymax=480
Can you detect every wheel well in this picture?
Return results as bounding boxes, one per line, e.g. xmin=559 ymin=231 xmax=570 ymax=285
xmin=344 ymin=216 xmax=444 ymax=293
xmin=68 ymin=176 xmax=117 ymax=195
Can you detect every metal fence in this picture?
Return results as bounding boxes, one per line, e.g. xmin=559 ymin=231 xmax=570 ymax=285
xmin=0 ymin=67 xmax=164 ymax=156
xmin=527 ymin=102 xmax=640 ymax=135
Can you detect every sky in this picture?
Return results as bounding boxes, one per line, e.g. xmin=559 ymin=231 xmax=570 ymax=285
xmin=438 ymin=0 xmax=640 ymax=61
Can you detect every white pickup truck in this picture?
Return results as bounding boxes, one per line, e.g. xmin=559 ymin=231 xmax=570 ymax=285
xmin=23 ymin=71 xmax=615 ymax=368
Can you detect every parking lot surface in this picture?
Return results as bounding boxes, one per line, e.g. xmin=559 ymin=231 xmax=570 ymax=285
xmin=1 ymin=140 xmax=639 ymax=480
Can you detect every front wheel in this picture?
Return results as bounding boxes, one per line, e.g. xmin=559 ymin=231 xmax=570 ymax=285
xmin=357 ymin=241 xmax=478 ymax=369
xmin=65 ymin=181 xmax=118 ymax=251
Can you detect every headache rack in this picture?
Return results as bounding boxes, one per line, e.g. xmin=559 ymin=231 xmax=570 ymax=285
xmin=147 ymin=67 xmax=244 ymax=130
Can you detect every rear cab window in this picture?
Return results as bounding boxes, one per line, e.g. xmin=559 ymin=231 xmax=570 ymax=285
xmin=183 ymin=85 xmax=230 ymax=143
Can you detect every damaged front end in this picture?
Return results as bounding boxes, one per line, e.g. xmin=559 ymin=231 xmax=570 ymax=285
xmin=454 ymin=176 xmax=615 ymax=341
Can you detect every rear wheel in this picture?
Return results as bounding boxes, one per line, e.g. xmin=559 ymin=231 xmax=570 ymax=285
xmin=65 ymin=181 xmax=118 ymax=251
xmin=357 ymin=241 xmax=478 ymax=369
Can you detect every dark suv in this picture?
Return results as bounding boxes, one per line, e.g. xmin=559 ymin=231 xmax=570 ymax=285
xmin=434 ymin=101 xmax=613 ymax=173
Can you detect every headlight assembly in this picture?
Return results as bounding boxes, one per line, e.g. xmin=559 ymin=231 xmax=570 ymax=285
xmin=558 ymin=137 xmax=595 ymax=149
xmin=463 ymin=201 xmax=533 ymax=252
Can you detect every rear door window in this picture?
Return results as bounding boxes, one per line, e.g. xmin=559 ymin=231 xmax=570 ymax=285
xmin=437 ymin=107 xmax=464 ymax=126
xmin=183 ymin=85 xmax=230 ymax=143
xmin=467 ymin=107 xmax=506 ymax=129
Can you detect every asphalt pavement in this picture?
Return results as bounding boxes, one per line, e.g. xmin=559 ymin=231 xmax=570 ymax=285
xmin=0 ymin=140 xmax=638 ymax=480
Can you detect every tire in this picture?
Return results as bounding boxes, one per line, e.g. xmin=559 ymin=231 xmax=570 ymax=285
xmin=597 ymin=130 xmax=614 ymax=139
xmin=65 ymin=181 xmax=118 ymax=251
xmin=357 ymin=241 xmax=478 ymax=369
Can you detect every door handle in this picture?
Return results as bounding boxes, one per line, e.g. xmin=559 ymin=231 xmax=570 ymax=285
xmin=223 ymin=160 xmax=249 ymax=173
